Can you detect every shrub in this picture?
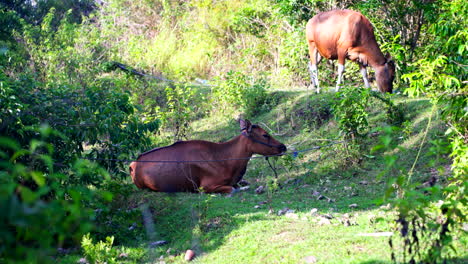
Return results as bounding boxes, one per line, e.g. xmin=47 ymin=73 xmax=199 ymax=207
xmin=332 ymin=86 xmax=371 ymax=138
xmin=212 ymin=71 xmax=269 ymax=118
xmin=0 ymin=129 xmax=112 ymax=263
xmin=388 ymin=0 xmax=468 ymax=262
xmin=159 ymin=84 xmax=197 ymax=141
xmin=81 ymin=234 xmax=117 ymax=264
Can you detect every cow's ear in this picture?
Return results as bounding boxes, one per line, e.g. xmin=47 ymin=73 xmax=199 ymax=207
xmin=239 ymin=119 xmax=252 ymax=133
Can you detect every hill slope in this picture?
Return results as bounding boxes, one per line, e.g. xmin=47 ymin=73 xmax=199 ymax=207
xmin=58 ymin=89 xmax=466 ymax=263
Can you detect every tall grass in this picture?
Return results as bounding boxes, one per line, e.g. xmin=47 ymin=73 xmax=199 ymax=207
xmin=92 ymin=0 xmax=304 ymax=83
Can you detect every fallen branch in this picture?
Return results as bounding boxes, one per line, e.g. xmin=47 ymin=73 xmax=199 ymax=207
xmin=109 ymin=61 xmax=175 ymax=84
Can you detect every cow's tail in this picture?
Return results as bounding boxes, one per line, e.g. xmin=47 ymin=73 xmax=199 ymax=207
xmin=129 ymin=162 xmax=138 ymax=186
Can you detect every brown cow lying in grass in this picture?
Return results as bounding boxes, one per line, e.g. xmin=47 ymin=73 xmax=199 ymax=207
xmin=130 ymin=119 xmax=287 ymax=193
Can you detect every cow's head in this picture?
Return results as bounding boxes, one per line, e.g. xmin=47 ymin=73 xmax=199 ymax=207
xmin=376 ymin=54 xmax=396 ymax=93
xmin=239 ymin=119 xmax=287 ymax=156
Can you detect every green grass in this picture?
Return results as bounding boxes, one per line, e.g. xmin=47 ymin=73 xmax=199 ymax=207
xmin=58 ymin=89 xmax=467 ymax=263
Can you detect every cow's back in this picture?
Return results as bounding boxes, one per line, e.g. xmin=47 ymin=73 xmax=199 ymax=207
xmin=132 ymin=141 xmax=212 ymax=192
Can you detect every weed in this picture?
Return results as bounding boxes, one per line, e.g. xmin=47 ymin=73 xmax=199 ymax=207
xmin=81 ymin=234 xmax=117 ymax=264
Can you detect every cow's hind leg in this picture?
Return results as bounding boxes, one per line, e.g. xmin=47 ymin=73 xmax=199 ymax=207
xmin=359 ymin=63 xmax=371 ymax=89
xmin=336 ymin=53 xmax=346 ymax=92
xmin=202 ymin=184 xmax=235 ymax=194
xmin=308 ymin=42 xmax=321 ymax=93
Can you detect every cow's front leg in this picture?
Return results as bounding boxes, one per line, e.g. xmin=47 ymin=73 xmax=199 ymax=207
xmin=359 ymin=63 xmax=371 ymax=88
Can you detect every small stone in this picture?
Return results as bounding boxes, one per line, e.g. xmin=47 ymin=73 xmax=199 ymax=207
xmin=349 ymin=203 xmax=358 ymax=209
xmin=254 ymin=205 xmax=260 ymax=209
xmin=380 ymin=203 xmax=391 ymax=210
xmin=304 ymin=255 xmax=317 ymax=263
xmin=318 ymin=217 xmax=331 ymax=225
xmin=255 ymin=185 xmax=265 ymax=194
xmin=128 ymin=223 xmax=136 ymax=230
xmin=359 ymin=181 xmax=368 ymax=185
xmin=312 ymin=190 xmax=321 ymax=197
xmin=317 ymin=195 xmax=326 ymax=200
xmin=77 ymin=258 xmax=88 ymax=264
xmin=310 ymin=208 xmax=318 ymax=216
xmin=277 ymin=207 xmax=289 ymax=216
xmin=327 ymin=197 xmax=335 ymax=203
xmin=238 ymin=179 xmax=250 ymax=186
xmin=239 ymin=186 xmax=250 ymax=191
xmin=344 ymin=186 xmax=352 ymax=191
xmin=185 ymin=249 xmax=196 ymax=261
xmin=322 ymin=214 xmax=334 ymax=219
xmin=285 ymin=212 xmax=299 ymax=219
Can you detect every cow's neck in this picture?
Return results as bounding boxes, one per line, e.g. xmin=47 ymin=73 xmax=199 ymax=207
xmin=220 ymin=135 xmax=252 ymax=165
xmin=365 ymin=44 xmax=387 ymax=68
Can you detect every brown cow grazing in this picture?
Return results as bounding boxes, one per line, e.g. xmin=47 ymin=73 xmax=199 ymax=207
xmin=306 ymin=9 xmax=395 ymax=93
xmin=130 ymin=119 xmax=287 ymax=194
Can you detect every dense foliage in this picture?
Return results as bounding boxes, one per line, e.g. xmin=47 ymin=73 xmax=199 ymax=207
xmin=0 ymin=0 xmax=466 ymax=263
xmin=391 ymin=0 xmax=467 ymax=262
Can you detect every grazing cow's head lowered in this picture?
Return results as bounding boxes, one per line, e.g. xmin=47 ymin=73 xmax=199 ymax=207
xmin=375 ymin=54 xmax=396 ymax=93
xmin=239 ymin=119 xmax=287 ymax=156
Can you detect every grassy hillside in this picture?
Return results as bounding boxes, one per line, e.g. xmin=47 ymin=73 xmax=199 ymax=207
xmin=57 ymin=88 xmax=466 ymax=263
xmin=1 ymin=1 xmax=465 ymax=263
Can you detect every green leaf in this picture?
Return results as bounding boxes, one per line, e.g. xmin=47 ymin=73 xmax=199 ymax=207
xmin=19 ymin=186 xmax=37 ymax=203
xmin=31 ymin=171 xmax=45 ymax=186
xmin=100 ymin=190 xmax=113 ymax=202
xmin=0 ymin=137 xmax=20 ymax=151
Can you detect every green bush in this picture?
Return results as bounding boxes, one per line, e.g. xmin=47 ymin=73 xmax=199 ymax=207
xmin=332 ymin=86 xmax=371 ymax=138
xmin=0 ymin=130 xmax=112 ymax=263
xmin=212 ymin=71 xmax=269 ymax=118
xmin=1 ymin=8 xmax=161 ymax=176
xmin=159 ymin=84 xmax=197 ymax=141
xmin=81 ymin=234 xmax=117 ymax=264
xmin=388 ymin=0 xmax=467 ymax=262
